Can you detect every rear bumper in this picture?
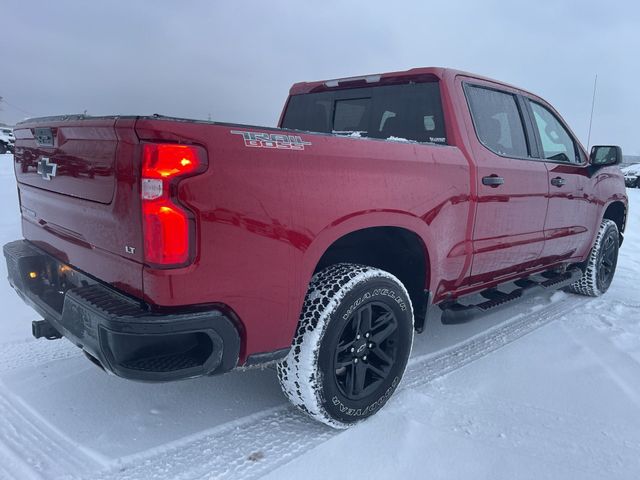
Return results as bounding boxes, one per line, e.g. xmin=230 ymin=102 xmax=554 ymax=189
xmin=3 ymin=239 xmax=240 ymax=382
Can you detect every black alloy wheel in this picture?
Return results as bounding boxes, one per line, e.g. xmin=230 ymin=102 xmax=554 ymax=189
xmin=334 ymin=302 xmax=399 ymax=401
xmin=596 ymin=228 xmax=618 ymax=292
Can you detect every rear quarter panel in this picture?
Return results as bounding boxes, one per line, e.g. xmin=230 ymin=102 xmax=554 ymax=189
xmin=136 ymin=119 xmax=473 ymax=361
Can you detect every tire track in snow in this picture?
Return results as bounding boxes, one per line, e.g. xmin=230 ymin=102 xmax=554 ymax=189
xmin=0 ymin=386 xmax=105 ymax=480
xmin=560 ymin=320 xmax=640 ymax=408
xmin=76 ymin=294 xmax=586 ymax=480
xmin=0 ymin=340 xmax=94 ymax=479
xmin=421 ymin=384 xmax=640 ymax=477
xmin=0 ymin=339 xmax=80 ymax=376
xmin=402 ymin=295 xmax=582 ymax=389
xmin=0 ymin=437 xmax=44 ymax=480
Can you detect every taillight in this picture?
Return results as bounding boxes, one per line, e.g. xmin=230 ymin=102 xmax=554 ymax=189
xmin=141 ymin=143 xmax=206 ymax=267
xmin=142 ymin=144 xmax=200 ymax=179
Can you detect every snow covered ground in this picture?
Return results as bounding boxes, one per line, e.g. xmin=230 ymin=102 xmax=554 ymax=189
xmin=0 ymin=152 xmax=639 ymax=479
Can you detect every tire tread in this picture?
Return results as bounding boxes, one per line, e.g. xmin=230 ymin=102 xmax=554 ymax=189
xmin=567 ymin=219 xmax=618 ymax=297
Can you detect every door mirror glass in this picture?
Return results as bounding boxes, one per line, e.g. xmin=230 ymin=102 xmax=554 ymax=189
xmin=590 ymin=145 xmax=622 ymax=166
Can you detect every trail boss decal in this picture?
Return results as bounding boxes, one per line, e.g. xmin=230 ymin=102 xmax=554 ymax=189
xmin=230 ymin=130 xmax=312 ymax=150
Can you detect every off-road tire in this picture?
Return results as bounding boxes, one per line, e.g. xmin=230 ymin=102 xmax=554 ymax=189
xmin=277 ymin=263 xmax=414 ymax=429
xmin=567 ymin=219 xmax=619 ymax=297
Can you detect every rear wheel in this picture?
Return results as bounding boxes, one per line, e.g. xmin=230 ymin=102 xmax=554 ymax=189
xmin=567 ymin=219 xmax=619 ymax=297
xmin=277 ymin=263 xmax=414 ymax=428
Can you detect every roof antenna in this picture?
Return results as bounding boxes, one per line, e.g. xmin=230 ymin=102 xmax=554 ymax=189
xmin=586 ymin=74 xmax=598 ymax=150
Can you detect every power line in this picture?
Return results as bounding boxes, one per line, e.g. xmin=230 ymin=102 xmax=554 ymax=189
xmin=0 ymin=96 xmax=33 ymax=116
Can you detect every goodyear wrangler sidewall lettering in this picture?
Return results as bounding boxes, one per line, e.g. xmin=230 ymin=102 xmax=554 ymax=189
xmin=342 ymin=288 xmax=407 ymax=321
xmin=230 ymin=130 xmax=312 ymax=150
xmin=331 ymin=376 xmax=400 ymax=417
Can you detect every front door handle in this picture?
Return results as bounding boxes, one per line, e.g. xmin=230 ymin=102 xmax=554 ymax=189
xmin=551 ymin=176 xmax=566 ymax=187
xmin=482 ymin=175 xmax=504 ymax=187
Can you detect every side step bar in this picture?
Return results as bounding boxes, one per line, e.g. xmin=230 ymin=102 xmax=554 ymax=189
xmin=440 ymin=268 xmax=582 ymax=325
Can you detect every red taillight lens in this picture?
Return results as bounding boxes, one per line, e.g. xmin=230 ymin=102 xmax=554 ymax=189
xmin=143 ymin=200 xmax=190 ymax=265
xmin=141 ymin=143 xmax=205 ymax=267
xmin=142 ymin=144 xmax=200 ymax=178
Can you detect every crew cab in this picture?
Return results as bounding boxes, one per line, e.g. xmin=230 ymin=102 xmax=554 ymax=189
xmin=4 ymin=67 xmax=626 ymax=428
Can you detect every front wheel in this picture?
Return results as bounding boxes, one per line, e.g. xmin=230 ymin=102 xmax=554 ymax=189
xmin=277 ymin=263 xmax=414 ymax=428
xmin=567 ymin=219 xmax=619 ymax=297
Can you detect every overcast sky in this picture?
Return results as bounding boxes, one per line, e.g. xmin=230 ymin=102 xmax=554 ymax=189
xmin=1 ymin=0 xmax=639 ymax=154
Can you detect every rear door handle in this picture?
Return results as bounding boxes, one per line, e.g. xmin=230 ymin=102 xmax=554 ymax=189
xmin=550 ymin=177 xmax=566 ymax=187
xmin=482 ymin=175 xmax=504 ymax=187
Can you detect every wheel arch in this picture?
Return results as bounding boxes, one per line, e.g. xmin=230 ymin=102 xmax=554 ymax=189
xmin=298 ymin=213 xmax=434 ymax=332
xmin=602 ymin=200 xmax=627 ymax=244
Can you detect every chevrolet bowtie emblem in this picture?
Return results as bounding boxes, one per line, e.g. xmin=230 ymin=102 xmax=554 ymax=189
xmin=37 ymin=157 xmax=58 ymax=181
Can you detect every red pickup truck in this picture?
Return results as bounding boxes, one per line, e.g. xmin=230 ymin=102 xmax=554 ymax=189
xmin=4 ymin=67 xmax=627 ymax=428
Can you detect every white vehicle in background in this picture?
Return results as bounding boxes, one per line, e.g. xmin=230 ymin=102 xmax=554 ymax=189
xmin=0 ymin=127 xmax=15 ymax=154
xmin=622 ymin=164 xmax=640 ymax=188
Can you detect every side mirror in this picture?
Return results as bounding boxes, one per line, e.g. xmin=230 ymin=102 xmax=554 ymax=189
xmin=590 ymin=145 xmax=622 ymax=166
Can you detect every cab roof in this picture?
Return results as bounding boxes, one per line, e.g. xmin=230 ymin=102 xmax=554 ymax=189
xmin=288 ymin=66 xmax=536 ymax=98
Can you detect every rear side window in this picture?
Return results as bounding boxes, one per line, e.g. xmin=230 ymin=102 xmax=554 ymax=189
xmin=529 ymin=101 xmax=580 ymax=164
xmin=282 ymin=96 xmax=332 ymax=133
xmin=281 ymin=82 xmax=447 ymax=144
xmin=465 ymin=85 xmax=529 ymax=158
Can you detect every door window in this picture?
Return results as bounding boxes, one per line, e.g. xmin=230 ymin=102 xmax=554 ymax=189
xmin=530 ymin=102 xmax=580 ymax=164
xmin=465 ymin=85 xmax=529 ymax=158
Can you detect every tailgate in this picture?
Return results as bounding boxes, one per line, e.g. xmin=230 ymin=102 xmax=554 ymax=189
xmin=13 ymin=117 xmax=144 ymax=299
xmin=14 ymin=118 xmax=117 ymax=203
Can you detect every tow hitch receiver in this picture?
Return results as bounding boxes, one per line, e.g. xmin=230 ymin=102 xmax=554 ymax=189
xmin=32 ymin=319 xmax=62 ymax=340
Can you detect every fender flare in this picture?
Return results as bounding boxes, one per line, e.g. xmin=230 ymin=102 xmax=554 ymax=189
xmin=291 ymin=211 xmax=436 ymax=326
